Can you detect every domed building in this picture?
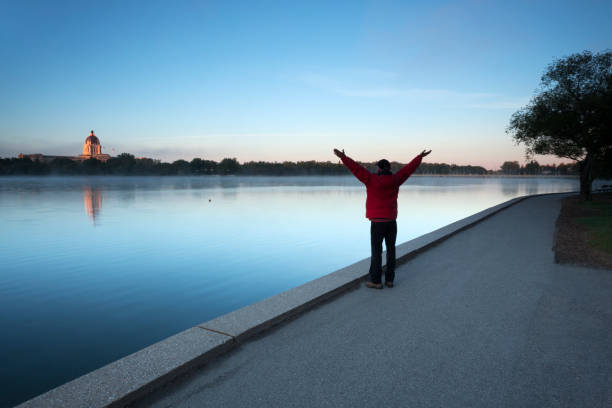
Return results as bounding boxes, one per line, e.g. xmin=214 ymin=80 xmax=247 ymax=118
xmin=80 ymin=130 xmax=110 ymax=162
xmin=19 ymin=130 xmax=112 ymax=163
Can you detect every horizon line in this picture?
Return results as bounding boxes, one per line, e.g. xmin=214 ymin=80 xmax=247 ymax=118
xmin=6 ymin=152 xmax=578 ymax=173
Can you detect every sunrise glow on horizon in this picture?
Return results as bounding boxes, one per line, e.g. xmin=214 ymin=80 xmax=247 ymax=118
xmin=1 ymin=1 xmax=611 ymax=170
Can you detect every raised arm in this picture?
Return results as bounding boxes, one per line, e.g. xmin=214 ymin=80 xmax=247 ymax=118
xmin=334 ymin=148 xmax=371 ymax=184
xmin=394 ymin=150 xmax=431 ymax=185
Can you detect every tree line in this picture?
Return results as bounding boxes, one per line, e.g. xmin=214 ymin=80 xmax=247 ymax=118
xmin=499 ymin=161 xmax=579 ymax=176
xmin=0 ymin=153 xmax=579 ymax=176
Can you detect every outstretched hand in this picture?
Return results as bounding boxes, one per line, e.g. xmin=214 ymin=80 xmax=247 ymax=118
xmin=420 ymin=149 xmax=432 ymax=158
xmin=333 ymin=148 xmax=345 ymax=158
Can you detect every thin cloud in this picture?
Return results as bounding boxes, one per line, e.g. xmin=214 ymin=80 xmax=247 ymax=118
xmin=299 ymin=72 xmax=402 ymax=98
xmin=464 ymin=98 xmax=530 ymax=110
xmin=299 ymin=70 xmax=525 ymax=109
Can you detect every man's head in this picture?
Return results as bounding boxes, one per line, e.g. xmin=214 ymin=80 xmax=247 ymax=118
xmin=377 ymin=159 xmax=391 ymax=171
xmin=377 ymin=159 xmax=392 ymax=175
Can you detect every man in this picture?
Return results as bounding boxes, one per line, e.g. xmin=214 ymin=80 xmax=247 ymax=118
xmin=333 ymin=148 xmax=431 ymax=289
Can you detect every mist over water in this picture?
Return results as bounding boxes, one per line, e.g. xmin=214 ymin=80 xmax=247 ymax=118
xmin=0 ymin=175 xmax=581 ymax=407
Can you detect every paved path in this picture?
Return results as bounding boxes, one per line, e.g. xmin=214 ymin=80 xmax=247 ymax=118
xmin=135 ymin=195 xmax=612 ymax=408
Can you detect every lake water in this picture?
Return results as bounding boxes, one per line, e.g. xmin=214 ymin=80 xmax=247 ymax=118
xmin=0 ymin=175 xmax=583 ymax=406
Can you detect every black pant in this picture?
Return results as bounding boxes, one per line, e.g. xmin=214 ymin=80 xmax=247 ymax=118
xmin=369 ymin=221 xmax=397 ymax=284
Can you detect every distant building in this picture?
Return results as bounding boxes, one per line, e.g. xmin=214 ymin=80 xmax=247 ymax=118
xmin=18 ymin=130 xmax=112 ymax=163
xmin=79 ymin=131 xmax=110 ymax=162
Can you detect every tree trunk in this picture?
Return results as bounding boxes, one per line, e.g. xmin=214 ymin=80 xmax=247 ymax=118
xmin=579 ymin=153 xmax=593 ymax=200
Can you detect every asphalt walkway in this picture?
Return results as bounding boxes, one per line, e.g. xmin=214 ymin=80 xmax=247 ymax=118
xmin=135 ymin=194 xmax=612 ymax=408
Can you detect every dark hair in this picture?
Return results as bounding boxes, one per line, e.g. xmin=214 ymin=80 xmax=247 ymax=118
xmin=377 ymin=159 xmax=391 ymax=170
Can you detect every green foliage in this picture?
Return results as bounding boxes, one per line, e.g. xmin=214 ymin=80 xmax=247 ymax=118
xmin=82 ymin=158 xmax=104 ymax=174
xmin=190 ymin=158 xmax=217 ymax=174
xmin=405 ymin=162 xmax=488 ymax=175
xmin=50 ymin=157 xmax=78 ymax=174
xmin=133 ymin=157 xmax=158 ymax=174
xmin=576 ymin=199 xmax=612 ymax=253
xmin=0 ymin=156 xmax=579 ymax=177
xmin=239 ymin=160 xmax=347 ymax=175
xmin=555 ymin=163 xmax=577 ymax=175
xmin=170 ymin=160 xmax=190 ymax=175
xmin=218 ymin=158 xmax=240 ymax=175
xmin=507 ymin=50 xmax=612 ymax=198
xmin=508 ymin=50 xmax=612 ymax=161
xmin=523 ymin=160 xmax=541 ymax=175
xmin=593 ymin=148 xmax=612 ymax=179
xmin=107 ymin=153 xmax=136 ymax=174
xmin=500 ymin=161 xmax=521 ymax=175
xmin=0 ymin=157 xmax=49 ymax=175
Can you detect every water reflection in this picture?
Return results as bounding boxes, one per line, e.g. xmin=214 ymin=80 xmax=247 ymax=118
xmin=83 ymin=186 xmax=103 ymax=225
xmin=500 ymin=179 xmax=519 ymax=196
xmin=525 ymin=179 xmax=539 ymax=195
xmin=0 ymin=175 xmax=581 ymax=408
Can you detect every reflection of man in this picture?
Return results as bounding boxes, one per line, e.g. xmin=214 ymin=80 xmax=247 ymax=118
xmin=333 ymin=148 xmax=431 ymax=289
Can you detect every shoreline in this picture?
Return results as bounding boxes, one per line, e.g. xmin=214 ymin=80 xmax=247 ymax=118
xmin=0 ymin=174 xmax=582 ymax=179
xmin=16 ymin=193 xmax=560 ymax=408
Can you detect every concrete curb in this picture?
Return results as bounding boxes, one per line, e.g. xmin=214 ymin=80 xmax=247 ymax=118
xmin=16 ymin=193 xmax=568 ymax=408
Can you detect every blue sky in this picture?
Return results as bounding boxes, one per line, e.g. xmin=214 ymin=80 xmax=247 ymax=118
xmin=1 ymin=0 xmax=611 ymax=169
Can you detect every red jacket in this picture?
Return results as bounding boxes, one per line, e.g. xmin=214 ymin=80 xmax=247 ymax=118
xmin=341 ymin=154 xmax=422 ymax=220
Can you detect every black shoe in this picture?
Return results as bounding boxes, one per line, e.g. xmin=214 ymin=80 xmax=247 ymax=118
xmin=365 ymin=281 xmax=383 ymax=289
xmin=385 ymin=281 xmax=394 ymax=288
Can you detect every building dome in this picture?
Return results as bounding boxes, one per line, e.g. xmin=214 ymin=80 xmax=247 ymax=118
xmin=82 ymin=130 xmax=102 ymax=156
xmin=85 ymin=130 xmax=100 ymax=145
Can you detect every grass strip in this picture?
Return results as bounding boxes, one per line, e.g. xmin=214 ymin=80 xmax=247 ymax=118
xmin=576 ymin=199 xmax=612 ymax=254
xmin=554 ymin=192 xmax=612 ymax=269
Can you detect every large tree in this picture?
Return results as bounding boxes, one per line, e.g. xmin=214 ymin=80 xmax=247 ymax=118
xmin=507 ymin=50 xmax=612 ymax=200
